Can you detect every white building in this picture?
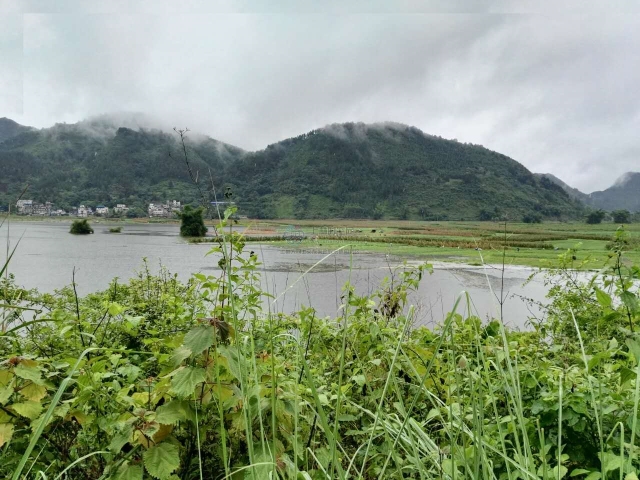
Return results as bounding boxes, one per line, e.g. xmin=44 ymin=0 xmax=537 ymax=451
xmin=148 ymin=203 xmax=168 ymax=217
xmin=16 ymin=200 xmax=33 ymax=215
xmin=114 ymin=204 xmax=129 ymax=215
xmin=95 ymin=205 xmax=109 ymax=216
xmin=148 ymin=200 xmax=182 ymax=218
xmin=32 ymin=202 xmax=53 ymax=216
xmin=77 ymin=205 xmax=89 ymax=218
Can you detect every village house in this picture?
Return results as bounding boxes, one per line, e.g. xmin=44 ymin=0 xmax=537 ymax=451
xmin=147 ymin=203 xmax=168 ymax=217
xmin=16 ymin=199 xmax=34 ymax=215
xmin=77 ymin=205 xmax=92 ymax=218
xmin=33 ymin=202 xmax=53 ymax=216
xmin=148 ymin=200 xmax=182 ymax=218
xmin=95 ymin=205 xmax=109 ymax=216
xmin=113 ymin=204 xmax=129 ymax=215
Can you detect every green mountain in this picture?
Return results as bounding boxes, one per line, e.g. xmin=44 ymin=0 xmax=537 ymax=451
xmin=0 ymin=117 xmax=33 ymax=143
xmin=535 ymin=173 xmax=590 ymax=203
xmin=230 ymin=123 xmax=581 ymax=220
xmin=0 ymin=118 xmax=582 ymax=220
xmin=537 ymin=171 xmax=640 ymax=213
xmin=588 ymin=172 xmax=640 ymax=212
xmin=0 ymin=118 xmax=243 ymax=215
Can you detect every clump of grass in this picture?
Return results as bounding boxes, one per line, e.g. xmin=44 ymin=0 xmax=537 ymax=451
xmin=69 ymin=219 xmax=93 ymax=234
xmin=109 ymin=226 xmax=122 ymax=233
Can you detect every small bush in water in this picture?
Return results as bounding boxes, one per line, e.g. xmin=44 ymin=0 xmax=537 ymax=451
xmin=69 ymin=219 xmax=94 ymax=234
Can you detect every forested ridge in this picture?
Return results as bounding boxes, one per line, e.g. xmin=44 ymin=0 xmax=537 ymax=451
xmin=0 ymin=117 xmax=582 ymax=220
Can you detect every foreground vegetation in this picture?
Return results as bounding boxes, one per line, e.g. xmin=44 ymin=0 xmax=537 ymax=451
xmin=2 ymin=208 xmax=640 ymax=479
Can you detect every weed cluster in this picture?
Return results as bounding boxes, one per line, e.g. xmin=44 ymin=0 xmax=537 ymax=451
xmin=1 ymin=210 xmax=640 ymax=479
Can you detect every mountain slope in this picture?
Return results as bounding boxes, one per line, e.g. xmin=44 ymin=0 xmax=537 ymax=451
xmin=0 ymin=120 xmax=244 ymax=214
xmin=230 ymin=122 xmax=581 ymax=220
xmin=0 ymin=119 xmax=582 ymax=220
xmin=535 ymin=173 xmax=590 ymax=203
xmin=589 ymin=172 xmax=640 ymax=212
xmin=0 ymin=118 xmax=34 ymax=143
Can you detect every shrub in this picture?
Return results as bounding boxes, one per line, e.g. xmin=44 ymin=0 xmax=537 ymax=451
xmin=612 ymin=209 xmax=631 ymax=224
xmin=586 ymin=209 xmax=606 ymax=224
xmin=522 ymin=213 xmax=543 ymax=223
xmin=178 ymin=205 xmax=207 ymax=237
xmin=109 ymin=226 xmax=122 ymax=233
xmin=69 ymin=219 xmax=94 ymax=234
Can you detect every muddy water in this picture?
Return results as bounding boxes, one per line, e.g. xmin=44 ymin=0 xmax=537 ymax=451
xmin=2 ymin=221 xmax=549 ymax=329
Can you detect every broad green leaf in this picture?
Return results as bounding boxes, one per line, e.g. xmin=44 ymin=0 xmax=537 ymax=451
xmin=12 ymin=400 xmax=43 ymax=420
xmin=550 ymin=465 xmax=568 ymax=479
xmin=595 ymin=288 xmax=612 ymax=308
xmin=627 ymin=339 xmax=640 ymax=365
xmin=584 ymin=473 xmax=602 ymax=480
xmin=621 ymin=291 xmax=638 ymax=315
xmin=117 ymin=364 xmax=143 ymax=382
xmin=570 ymin=469 xmax=591 ymax=477
xmin=143 ymin=442 xmax=180 ymax=479
xmin=600 ymin=451 xmax=623 ymax=473
xmin=620 ymin=367 xmax=637 ymax=385
xmin=170 ymin=346 xmax=192 ymax=367
xmin=108 ymin=302 xmax=125 ymax=316
xmin=0 ymin=384 xmax=13 ymax=405
xmin=0 ymin=370 xmax=13 ymax=387
xmin=0 ymin=423 xmax=14 ymax=447
xmin=19 ymin=383 xmax=47 ymax=402
xmin=14 ymin=364 xmax=43 ymax=384
xmin=111 ymin=462 xmax=143 ymax=480
xmin=109 ymin=425 xmax=132 ymax=453
xmin=170 ymin=367 xmax=205 ymax=398
xmin=155 ymin=401 xmax=188 ymax=425
xmin=183 ymin=325 xmax=215 ymax=356
xmin=352 ymin=374 xmax=366 ymax=386
xmin=219 ymin=346 xmax=246 ymax=381
xmin=625 ymin=473 xmax=639 ymax=480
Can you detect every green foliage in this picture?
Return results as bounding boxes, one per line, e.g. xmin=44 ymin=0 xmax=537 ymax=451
xmin=523 ymin=212 xmax=543 ymax=223
xmin=0 ymin=119 xmax=583 ymax=220
xmin=69 ymin=218 xmax=94 ymax=234
xmin=178 ymin=205 xmax=207 ymax=237
xmin=587 ymin=209 xmax=607 ymax=224
xmin=3 ymin=210 xmax=640 ymax=479
xmin=612 ymin=209 xmax=631 ymax=224
xmin=109 ymin=226 xmax=122 ymax=233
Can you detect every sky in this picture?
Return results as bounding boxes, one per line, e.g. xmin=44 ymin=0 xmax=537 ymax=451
xmin=1 ymin=1 xmax=639 ymax=193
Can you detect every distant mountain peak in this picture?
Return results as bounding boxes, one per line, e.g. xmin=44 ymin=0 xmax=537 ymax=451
xmin=613 ymin=171 xmax=640 ymax=187
xmin=0 ymin=117 xmax=34 ymax=144
xmin=534 ymin=173 xmax=589 ymax=203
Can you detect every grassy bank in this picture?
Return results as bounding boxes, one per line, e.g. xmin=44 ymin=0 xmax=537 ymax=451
xmin=195 ymin=220 xmax=640 ymax=268
xmin=2 ymin=210 xmax=640 ymax=479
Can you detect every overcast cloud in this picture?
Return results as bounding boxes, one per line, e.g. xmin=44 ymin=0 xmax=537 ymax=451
xmin=1 ymin=0 xmax=639 ymax=192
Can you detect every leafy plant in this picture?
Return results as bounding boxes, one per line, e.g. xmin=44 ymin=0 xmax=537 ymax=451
xmin=69 ymin=219 xmax=94 ymax=234
xmin=2 ymin=208 xmax=640 ymax=479
xmin=178 ymin=205 xmax=207 ymax=237
xmin=587 ymin=209 xmax=607 ymax=224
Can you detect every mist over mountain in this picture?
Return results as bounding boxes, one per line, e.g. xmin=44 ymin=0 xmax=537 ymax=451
xmin=0 ymin=117 xmax=34 ymax=144
xmin=534 ymin=173 xmax=591 ymax=203
xmin=0 ymin=117 xmax=582 ymax=220
xmin=536 ymin=171 xmax=640 ymax=213
xmin=588 ymin=172 xmax=640 ymax=212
